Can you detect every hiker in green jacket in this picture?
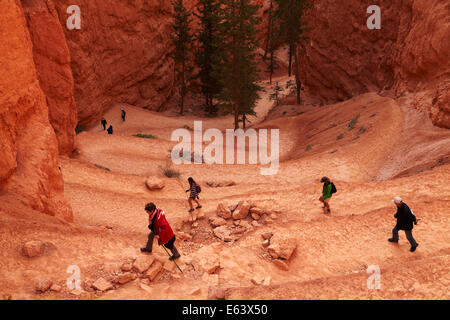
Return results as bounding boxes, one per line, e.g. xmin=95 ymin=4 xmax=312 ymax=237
xmin=319 ymin=176 xmax=333 ymax=214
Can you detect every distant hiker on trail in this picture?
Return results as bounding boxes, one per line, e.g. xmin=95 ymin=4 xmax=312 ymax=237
xmin=185 ymin=177 xmax=201 ymax=213
xmin=388 ymin=197 xmax=419 ymax=252
xmin=107 ymin=125 xmax=113 ymax=135
xmin=141 ymin=202 xmax=181 ymax=260
xmin=319 ymin=176 xmax=336 ymax=214
xmin=121 ymin=108 xmax=126 ymax=122
xmin=101 ymin=117 xmax=107 ymax=130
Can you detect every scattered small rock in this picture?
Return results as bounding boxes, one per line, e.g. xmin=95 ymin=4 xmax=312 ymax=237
xmin=261 ymin=232 xmax=273 ymax=240
xmin=251 ymin=213 xmax=261 ymax=220
xmin=232 ymin=201 xmax=250 ymax=220
xmin=114 ymin=273 xmax=137 ymax=285
xmin=92 ymin=278 xmax=113 ymax=292
xmin=2 ymin=294 xmax=12 ymax=300
xmin=262 ymin=239 xmax=270 ymax=248
xmin=273 ymin=259 xmax=289 ymax=271
xmin=216 ymin=203 xmax=232 ymax=219
xmin=146 ymin=261 xmax=163 ymax=281
xmin=233 ymin=220 xmax=241 ymax=226
xmin=36 ymin=279 xmax=53 ymax=293
xmin=121 ymin=262 xmax=132 ymax=272
xmin=22 ymin=241 xmax=44 ymax=258
xmin=133 ymin=255 xmax=155 ymax=273
xmin=50 ymin=284 xmax=62 ymax=293
xmin=209 ymin=216 xmax=227 ymax=228
xmin=250 ymin=207 xmax=264 ymax=215
xmin=213 ymin=226 xmax=233 ymax=242
xmin=145 ymin=177 xmax=165 ymax=190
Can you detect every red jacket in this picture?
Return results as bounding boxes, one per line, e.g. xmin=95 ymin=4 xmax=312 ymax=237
xmin=149 ymin=209 xmax=174 ymax=244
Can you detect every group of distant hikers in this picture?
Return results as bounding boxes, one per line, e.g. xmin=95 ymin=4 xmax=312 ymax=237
xmin=137 ymin=175 xmax=419 ymax=262
xmin=100 ymin=108 xmax=127 ymax=134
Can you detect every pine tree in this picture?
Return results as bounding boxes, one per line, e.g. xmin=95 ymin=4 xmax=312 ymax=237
xmin=269 ymin=81 xmax=284 ymax=106
xmin=215 ymin=0 xmax=262 ymax=129
xmin=171 ymin=0 xmax=194 ymax=115
xmin=274 ymin=0 xmax=311 ymax=104
xmin=194 ymin=0 xmax=224 ymax=115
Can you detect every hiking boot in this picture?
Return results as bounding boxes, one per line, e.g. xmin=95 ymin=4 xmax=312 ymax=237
xmin=188 ymin=208 xmax=194 ymax=213
xmin=196 ymin=205 xmax=202 ymax=209
xmin=388 ymin=238 xmax=398 ymax=243
xmin=410 ymin=244 xmax=419 ymax=252
xmin=169 ymin=246 xmax=181 ymax=260
xmin=140 ymin=248 xmax=152 ymax=253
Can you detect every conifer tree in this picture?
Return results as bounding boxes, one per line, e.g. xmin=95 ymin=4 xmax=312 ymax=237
xmin=171 ymin=0 xmax=194 ymax=115
xmin=274 ymin=0 xmax=311 ymax=104
xmin=216 ymin=0 xmax=262 ymax=129
xmin=194 ymin=0 xmax=224 ymax=115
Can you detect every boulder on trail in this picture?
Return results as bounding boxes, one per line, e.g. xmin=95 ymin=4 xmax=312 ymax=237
xmin=232 ymin=201 xmax=250 ymax=220
xmin=216 ymin=203 xmax=232 ymax=219
xmin=92 ymin=278 xmax=113 ymax=292
xmin=145 ymin=177 xmax=165 ymax=191
xmin=113 ymin=272 xmax=137 ymax=285
xmin=273 ymin=259 xmax=289 ymax=271
xmin=36 ymin=279 xmax=53 ymax=293
xmin=261 ymin=232 xmax=273 ymax=240
xmin=251 ymin=213 xmax=261 ymax=220
xmin=207 ymin=286 xmax=227 ymax=300
xmin=146 ymin=261 xmax=163 ymax=281
xmin=22 ymin=241 xmax=44 ymax=258
xmin=250 ymin=207 xmax=264 ymax=215
xmin=267 ymin=234 xmax=297 ymax=260
xmin=133 ymin=255 xmax=155 ymax=273
xmin=209 ymin=216 xmax=227 ymax=228
xmin=120 ymin=262 xmax=132 ymax=272
xmin=213 ymin=226 xmax=233 ymax=242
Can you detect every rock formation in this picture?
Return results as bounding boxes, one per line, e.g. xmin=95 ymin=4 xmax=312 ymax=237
xmin=51 ymin=0 xmax=197 ymax=126
xmin=22 ymin=0 xmax=77 ymax=155
xmin=0 ymin=0 xmax=72 ymax=221
xmin=299 ymin=0 xmax=449 ymax=128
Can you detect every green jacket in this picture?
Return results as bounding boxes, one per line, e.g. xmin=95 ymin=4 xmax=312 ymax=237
xmin=323 ymin=182 xmax=332 ymax=200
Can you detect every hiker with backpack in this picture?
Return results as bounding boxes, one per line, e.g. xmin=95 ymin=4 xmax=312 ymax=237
xmin=319 ymin=176 xmax=336 ymax=214
xmin=185 ymin=177 xmax=202 ymax=213
xmin=121 ymin=108 xmax=126 ymax=122
xmin=141 ymin=202 xmax=181 ymax=260
xmin=388 ymin=196 xmax=419 ymax=252
xmin=101 ymin=117 xmax=107 ymax=130
xmin=107 ymin=125 xmax=113 ymax=135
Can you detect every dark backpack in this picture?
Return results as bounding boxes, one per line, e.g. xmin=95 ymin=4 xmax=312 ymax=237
xmin=195 ymin=184 xmax=201 ymax=194
xmin=330 ymin=182 xmax=337 ymax=194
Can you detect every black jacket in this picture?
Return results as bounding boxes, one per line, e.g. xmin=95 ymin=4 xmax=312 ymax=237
xmin=394 ymin=203 xmax=417 ymax=231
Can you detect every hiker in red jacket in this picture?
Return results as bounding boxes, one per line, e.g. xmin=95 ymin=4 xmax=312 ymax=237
xmin=140 ymin=202 xmax=181 ymax=260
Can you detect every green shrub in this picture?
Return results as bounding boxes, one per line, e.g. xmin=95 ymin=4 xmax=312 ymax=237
xmin=336 ymin=133 xmax=344 ymax=140
xmin=133 ymin=134 xmax=157 ymax=139
xmin=347 ymin=114 xmax=360 ymax=130
xmin=94 ymin=164 xmax=111 ymax=172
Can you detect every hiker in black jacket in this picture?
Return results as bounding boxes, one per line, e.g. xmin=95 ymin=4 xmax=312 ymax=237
xmin=388 ymin=197 xmax=419 ymax=252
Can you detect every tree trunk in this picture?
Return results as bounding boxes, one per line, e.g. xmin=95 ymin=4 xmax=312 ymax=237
xmin=292 ymin=43 xmax=301 ymax=105
xmin=288 ymin=44 xmax=292 ymax=77
xmin=234 ymin=104 xmax=239 ymax=129
xmin=263 ymin=0 xmax=273 ymax=60
xmin=269 ymin=48 xmax=274 ymax=85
